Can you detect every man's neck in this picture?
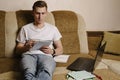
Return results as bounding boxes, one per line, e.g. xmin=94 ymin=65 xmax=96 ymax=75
xmin=34 ymin=22 xmax=45 ymax=29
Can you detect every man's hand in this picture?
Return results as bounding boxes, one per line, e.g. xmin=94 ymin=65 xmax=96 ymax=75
xmin=40 ymin=46 xmax=53 ymax=54
xmin=25 ymin=40 xmax=35 ymax=51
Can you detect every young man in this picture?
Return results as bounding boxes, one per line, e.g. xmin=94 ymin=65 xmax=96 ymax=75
xmin=16 ymin=1 xmax=63 ymax=80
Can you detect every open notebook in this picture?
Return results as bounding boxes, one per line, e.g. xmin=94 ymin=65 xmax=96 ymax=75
xmin=67 ymin=42 xmax=106 ymax=72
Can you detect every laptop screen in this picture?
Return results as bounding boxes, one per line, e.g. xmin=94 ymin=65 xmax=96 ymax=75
xmin=93 ymin=42 xmax=106 ymax=70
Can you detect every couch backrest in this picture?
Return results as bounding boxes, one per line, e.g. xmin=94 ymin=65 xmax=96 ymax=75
xmin=51 ymin=11 xmax=88 ymax=54
xmin=0 ymin=10 xmax=88 ymax=58
xmin=16 ymin=10 xmax=55 ymax=29
xmin=0 ymin=11 xmax=5 ymax=57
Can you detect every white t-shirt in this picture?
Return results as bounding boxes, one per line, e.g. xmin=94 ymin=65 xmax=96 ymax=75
xmin=17 ymin=22 xmax=62 ymax=56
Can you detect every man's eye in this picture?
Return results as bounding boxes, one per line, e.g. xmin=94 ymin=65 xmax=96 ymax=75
xmin=36 ymin=12 xmax=45 ymax=15
xmin=41 ymin=12 xmax=45 ymax=15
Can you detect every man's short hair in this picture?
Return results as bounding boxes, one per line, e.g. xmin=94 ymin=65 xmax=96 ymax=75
xmin=32 ymin=0 xmax=48 ymax=11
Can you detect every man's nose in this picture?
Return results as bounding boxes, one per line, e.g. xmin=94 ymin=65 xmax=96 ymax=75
xmin=39 ymin=13 xmax=42 ymax=17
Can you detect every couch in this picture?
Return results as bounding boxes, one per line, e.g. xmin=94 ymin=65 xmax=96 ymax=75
xmin=0 ymin=10 xmax=120 ymax=80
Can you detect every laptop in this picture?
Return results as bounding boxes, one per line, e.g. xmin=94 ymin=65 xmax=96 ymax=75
xmin=67 ymin=42 xmax=106 ymax=72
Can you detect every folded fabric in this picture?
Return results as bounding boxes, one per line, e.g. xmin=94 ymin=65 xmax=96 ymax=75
xmin=108 ymin=63 xmax=120 ymax=75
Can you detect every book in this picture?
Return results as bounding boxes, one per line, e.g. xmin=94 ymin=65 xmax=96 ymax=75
xmin=67 ymin=70 xmax=95 ymax=80
xmin=54 ymin=55 xmax=70 ymax=63
xmin=30 ymin=40 xmax=52 ymax=51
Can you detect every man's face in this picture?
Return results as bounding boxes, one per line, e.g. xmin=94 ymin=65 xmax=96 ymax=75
xmin=33 ymin=7 xmax=47 ymax=24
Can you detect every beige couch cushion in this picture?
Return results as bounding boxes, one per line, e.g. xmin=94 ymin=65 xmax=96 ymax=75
xmin=5 ymin=12 xmax=18 ymax=57
xmin=0 ymin=58 xmax=20 ymax=73
xmin=102 ymin=32 xmax=120 ymax=55
xmin=52 ymin=11 xmax=80 ymax=54
xmin=0 ymin=71 xmax=21 ymax=80
xmin=94 ymin=69 xmax=120 ymax=80
xmin=102 ymin=59 xmax=120 ymax=75
xmin=108 ymin=62 xmax=120 ymax=75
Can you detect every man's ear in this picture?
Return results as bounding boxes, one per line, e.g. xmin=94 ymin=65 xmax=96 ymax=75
xmin=45 ymin=11 xmax=48 ymax=15
xmin=46 ymin=11 xmax=48 ymax=14
xmin=32 ymin=11 xmax=34 ymax=16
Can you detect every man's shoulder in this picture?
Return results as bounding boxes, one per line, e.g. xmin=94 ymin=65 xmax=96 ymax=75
xmin=45 ymin=22 xmax=57 ymax=29
xmin=22 ymin=23 xmax=33 ymax=29
xmin=45 ymin=22 xmax=55 ymax=27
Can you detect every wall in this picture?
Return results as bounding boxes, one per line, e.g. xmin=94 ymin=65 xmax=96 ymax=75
xmin=0 ymin=0 xmax=120 ymax=31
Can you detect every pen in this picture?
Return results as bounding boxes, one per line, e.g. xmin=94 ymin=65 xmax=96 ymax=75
xmin=93 ymin=73 xmax=102 ymax=80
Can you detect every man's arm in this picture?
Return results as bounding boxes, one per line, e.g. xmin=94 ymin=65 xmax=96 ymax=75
xmin=15 ymin=43 xmax=28 ymax=55
xmin=15 ymin=40 xmax=35 ymax=54
xmin=53 ymin=40 xmax=63 ymax=55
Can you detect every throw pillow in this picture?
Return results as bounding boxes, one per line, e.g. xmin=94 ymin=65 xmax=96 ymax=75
xmin=102 ymin=32 xmax=120 ymax=55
